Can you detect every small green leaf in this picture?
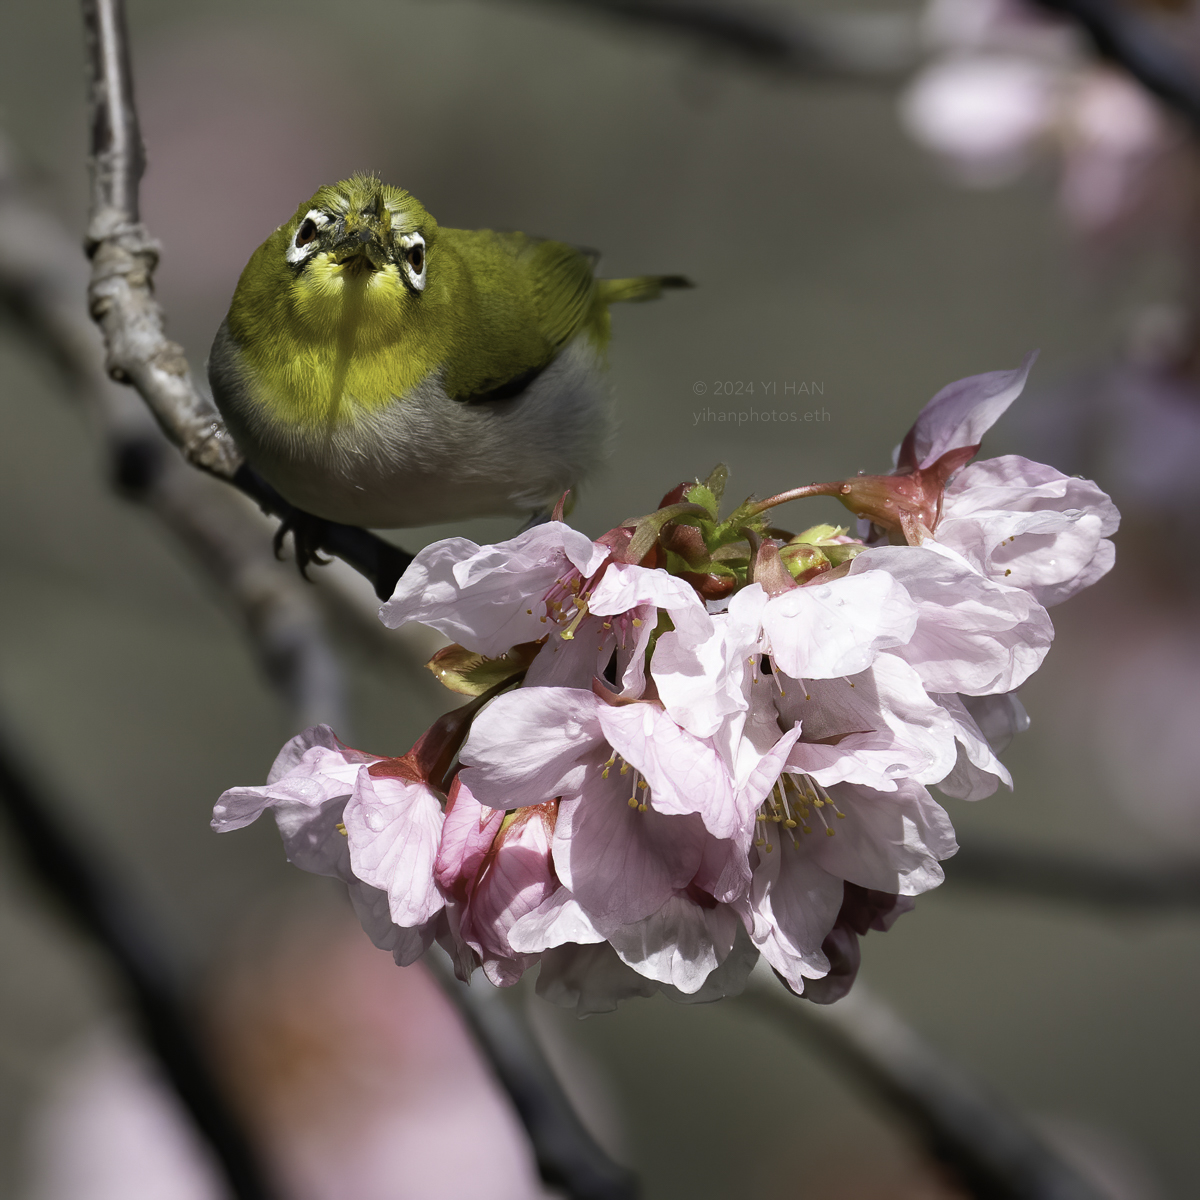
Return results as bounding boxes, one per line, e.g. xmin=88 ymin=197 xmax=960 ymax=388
xmin=425 ymin=641 xmax=540 ymax=696
xmin=791 ymin=523 xmax=849 ymax=545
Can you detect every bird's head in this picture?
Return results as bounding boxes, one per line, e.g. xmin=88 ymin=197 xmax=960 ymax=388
xmin=232 ymin=174 xmax=440 ymax=351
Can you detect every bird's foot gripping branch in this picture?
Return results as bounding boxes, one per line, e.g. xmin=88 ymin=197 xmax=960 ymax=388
xmin=214 ymin=357 xmax=1119 ymax=1014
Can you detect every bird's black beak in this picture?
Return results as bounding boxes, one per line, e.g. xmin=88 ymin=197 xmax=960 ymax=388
xmin=331 ymin=200 xmax=390 ymax=272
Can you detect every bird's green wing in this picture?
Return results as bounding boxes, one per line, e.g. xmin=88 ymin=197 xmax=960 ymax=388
xmin=518 ymin=237 xmax=604 ymax=349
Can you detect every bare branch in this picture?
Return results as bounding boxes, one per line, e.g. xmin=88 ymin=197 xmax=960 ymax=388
xmin=517 ymin=0 xmax=918 ymax=81
xmin=425 ymin=948 xmax=640 ymax=1200
xmin=0 ymin=724 xmax=280 ymax=1200
xmin=81 ymin=0 xmax=239 ymax=477
xmin=741 ymin=969 xmax=1108 ymax=1200
xmin=947 ymin=841 xmax=1200 ymax=911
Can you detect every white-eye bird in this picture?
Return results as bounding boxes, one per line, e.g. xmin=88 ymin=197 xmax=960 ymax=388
xmin=209 ymin=174 xmax=690 ymax=529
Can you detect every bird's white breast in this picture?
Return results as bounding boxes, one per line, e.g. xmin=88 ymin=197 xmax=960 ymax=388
xmin=212 ymin=331 xmax=613 ymax=529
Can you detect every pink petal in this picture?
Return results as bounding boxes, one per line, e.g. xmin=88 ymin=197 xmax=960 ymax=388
xmin=588 ymin=563 xmax=713 ymax=645
xmin=553 ymin=781 xmax=706 ymax=926
xmin=811 ymin=781 xmax=958 ymax=896
xmin=597 ymin=703 xmax=739 ymax=839
xmin=536 ymin=943 xmax=661 ymax=1015
xmin=266 ymin=724 xmax=378 ymax=785
xmin=380 ymin=523 xmax=605 ymax=656
xmin=434 ymin=776 xmax=503 ymax=900
xmin=905 ymin=352 xmax=1036 ymax=468
xmin=463 ymin=806 xmax=559 ymax=987
xmin=605 ymin=892 xmax=740 ymax=994
xmin=343 ymin=772 xmax=446 ymax=928
xmin=459 ymin=688 xmax=603 ymax=809
xmin=747 ymin=846 xmax=843 ymax=993
xmin=507 ymin=889 xmax=606 ymax=953
xmin=850 ymin=544 xmax=1053 ymax=695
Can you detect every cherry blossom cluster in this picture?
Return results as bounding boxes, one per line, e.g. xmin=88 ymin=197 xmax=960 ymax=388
xmin=214 ymin=354 xmax=1118 ymax=1014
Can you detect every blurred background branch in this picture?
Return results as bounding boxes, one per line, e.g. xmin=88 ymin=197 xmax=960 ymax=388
xmin=948 ymin=840 xmax=1200 ymax=910
xmin=0 ymin=132 xmax=346 ymax=733
xmin=742 ymin=968 xmax=1108 ymax=1200
xmin=520 ymin=0 xmax=919 ymax=81
xmin=0 ymin=723 xmax=279 ymax=1200
xmin=427 ymin=949 xmax=641 ymax=1200
xmin=1031 ymin=0 xmax=1200 ymax=137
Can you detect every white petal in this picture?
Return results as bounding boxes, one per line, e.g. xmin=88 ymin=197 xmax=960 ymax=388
xmin=761 ymin=572 xmax=918 ymax=680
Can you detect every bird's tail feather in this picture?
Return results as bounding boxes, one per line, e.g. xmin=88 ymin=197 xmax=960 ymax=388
xmin=598 ymin=275 xmax=693 ymax=304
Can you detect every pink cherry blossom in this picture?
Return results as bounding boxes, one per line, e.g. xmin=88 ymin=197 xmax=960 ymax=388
xmin=847 ymin=543 xmax=1053 ymax=695
xmin=212 ymin=726 xmax=444 ymax=966
xmin=900 ymin=353 xmax=1037 ymax=471
xmin=742 ymin=778 xmax=956 ymax=995
xmin=433 ymin=776 xmax=573 ymax=987
xmin=379 ymin=522 xmax=609 ymax=656
xmin=936 ymin=454 xmax=1119 ymax=606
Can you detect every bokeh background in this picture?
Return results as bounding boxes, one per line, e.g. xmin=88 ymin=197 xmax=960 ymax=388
xmin=1 ymin=0 xmax=1198 ymax=1197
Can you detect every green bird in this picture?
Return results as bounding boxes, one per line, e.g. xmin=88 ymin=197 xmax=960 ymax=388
xmin=209 ymin=174 xmax=690 ymax=529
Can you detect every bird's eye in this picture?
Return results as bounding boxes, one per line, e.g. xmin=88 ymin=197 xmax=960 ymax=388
xmin=296 ymin=218 xmax=318 ymax=247
xmin=406 ymin=244 xmax=424 ymax=274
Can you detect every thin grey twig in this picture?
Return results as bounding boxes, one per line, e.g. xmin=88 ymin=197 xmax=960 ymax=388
xmin=425 ymin=948 xmax=640 ymax=1200
xmin=741 ymin=968 xmax=1107 ymax=1200
xmin=81 ymin=0 xmax=238 ymax=477
xmin=0 ymin=722 xmax=279 ymax=1200
xmin=947 ymin=841 xmax=1200 ymax=911
xmin=0 ymin=135 xmax=345 ymax=732
xmin=521 ymin=0 xmax=917 ymax=80
xmin=79 ymin=0 xmax=413 ymax=601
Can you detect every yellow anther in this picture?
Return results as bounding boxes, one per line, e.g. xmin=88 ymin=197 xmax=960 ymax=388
xmin=632 ymin=618 xmax=644 ymax=627
xmin=764 ymin=843 xmax=774 ymax=853
xmin=836 ymin=812 xmax=846 ymax=819
xmin=825 ymin=828 xmax=836 ymax=837
xmin=620 ymin=762 xmax=630 ymax=775
xmin=335 ymin=822 xmax=348 ymax=837
xmin=602 ymin=768 xmax=611 ymax=779
xmin=638 ymin=779 xmax=648 ymax=790
xmin=784 ymin=819 xmax=797 ymax=828
xmin=628 ymin=796 xmax=639 ymax=809
xmin=754 ymin=838 xmax=766 ymax=847
xmin=802 ymin=826 xmax=812 ymax=834
xmin=638 ymin=802 xmax=648 ymax=812
xmin=1005 ymin=569 xmax=1012 ymax=576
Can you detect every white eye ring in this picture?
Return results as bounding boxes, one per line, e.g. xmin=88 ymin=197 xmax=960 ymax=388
xmin=286 ymin=209 xmax=329 ymax=265
xmin=398 ymin=232 xmax=426 ymax=292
